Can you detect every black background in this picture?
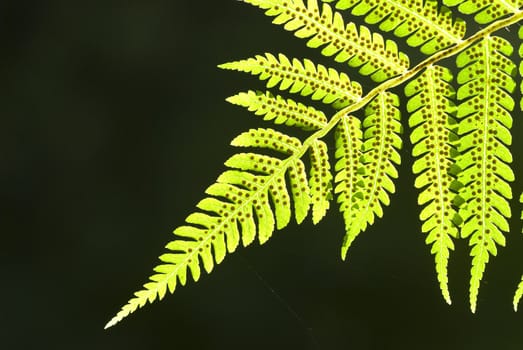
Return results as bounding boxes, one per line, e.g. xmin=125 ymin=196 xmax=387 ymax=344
xmin=1 ymin=1 xmax=523 ymax=349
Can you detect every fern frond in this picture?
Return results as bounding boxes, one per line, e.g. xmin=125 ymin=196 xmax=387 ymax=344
xmin=219 ymin=53 xmax=362 ymax=109
xmin=108 ymin=1 xmax=523 ymax=326
xmin=404 ymin=65 xmax=460 ymax=305
xmin=326 ymin=0 xmax=466 ymax=54
xmin=443 ymin=0 xmax=522 ymax=24
xmin=244 ymin=0 xmax=409 ymax=82
xmin=309 ymin=140 xmax=333 ymax=223
xmin=339 ymin=92 xmax=403 ymax=259
xmin=226 ymin=90 xmax=328 ymax=130
xmin=454 ymin=35 xmax=516 ymax=312
xmin=105 ymin=128 xmax=311 ymax=329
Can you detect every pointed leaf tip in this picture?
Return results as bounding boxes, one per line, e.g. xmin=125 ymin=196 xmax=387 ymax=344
xmin=340 ymin=245 xmax=348 ymax=261
xmin=513 ymin=277 xmax=523 ymax=311
xmin=104 ymin=319 xmax=116 ymax=330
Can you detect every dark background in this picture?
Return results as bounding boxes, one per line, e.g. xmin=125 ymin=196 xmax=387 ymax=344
xmin=1 ymin=1 xmax=523 ymax=349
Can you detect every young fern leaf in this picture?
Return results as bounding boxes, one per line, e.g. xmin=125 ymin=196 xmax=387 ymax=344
xmin=325 ymin=0 xmax=466 ymax=54
xmin=340 ymin=92 xmax=403 ymax=259
xmin=219 ymin=53 xmax=362 ymax=109
xmin=105 ymin=128 xmax=310 ymax=329
xmin=243 ymin=0 xmax=410 ymax=82
xmin=443 ymin=0 xmax=522 ymax=24
xmin=309 ymin=140 xmax=333 ymax=223
xmin=226 ymin=91 xmax=328 ymax=131
xmin=455 ymin=35 xmax=516 ymax=312
xmin=404 ymin=65 xmax=461 ymax=305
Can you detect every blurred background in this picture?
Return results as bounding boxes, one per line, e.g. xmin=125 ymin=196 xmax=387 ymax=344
xmin=1 ymin=1 xmax=523 ymax=349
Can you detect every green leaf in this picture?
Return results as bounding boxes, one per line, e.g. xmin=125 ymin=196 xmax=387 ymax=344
xmin=231 ymin=127 xmax=302 ymax=155
xmin=455 ymin=35 xmax=517 ymax=312
xmin=107 ymin=0 xmax=523 ymax=326
xmin=219 ymin=53 xmax=362 ymax=109
xmin=334 ymin=114 xmax=364 ymax=258
xmin=105 ymin=128 xmax=311 ymax=329
xmin=330 ymin=0 xmax=466 ymax=54
xmin=226 ymin=90 xmax=328 ymax=131
xmin=404 ymin=64 xmax=461 ymax=304
xmin=443 ymin=0 xmax=521 ymax=24
xmin=244 ymin=0 xmax=409 ymax=82
xmin=309 ymin=140 xmax=333 ymax=224
xmin=339 ymin=92 xmax=403 ymax=259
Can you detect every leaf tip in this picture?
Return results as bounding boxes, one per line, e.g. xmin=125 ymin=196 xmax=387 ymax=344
xmin=470 ymin=302 xmax=476 ymax=314
xmin=513 ymin=277 xmax=523 ymax=311
xmin=340 ymin=246 xmax=348 ymax=261
xmin=104 ymin=318 xmax=118 ymax=330
xmin=217 ymin=62 xmax=232 ymax=70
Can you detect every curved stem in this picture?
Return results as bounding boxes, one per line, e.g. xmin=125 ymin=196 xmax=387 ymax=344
xmin=295 ymin=10 xmax=523 ymax=159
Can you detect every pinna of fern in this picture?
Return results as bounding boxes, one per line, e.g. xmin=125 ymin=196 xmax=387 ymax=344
xmin=105 ymin=0 xmax=523 ymax=328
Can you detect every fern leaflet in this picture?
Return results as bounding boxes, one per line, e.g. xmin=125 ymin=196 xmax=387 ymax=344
xmin=219 ymin=53 xmax=362 ymax=109
xmin=404 ymin=65 xmax=460 ymax=304
xmin=226 ymin=91 xmax=328 ymax=130
xmin=334 ymin=114 xmax=364 ymax=257
xmin=309 ymin=140 xmax=333 ymax=223
xmin=244 ymin=0 xmax=410 ymax=82
xmin=339 ymin=91 xmax=403 ymax=258
xmin=454 ymin=35 xmax=516 ymax=312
